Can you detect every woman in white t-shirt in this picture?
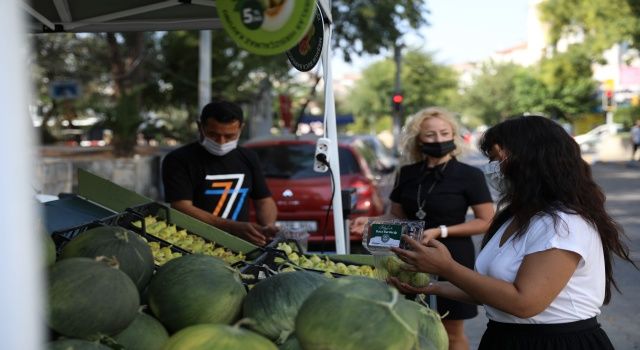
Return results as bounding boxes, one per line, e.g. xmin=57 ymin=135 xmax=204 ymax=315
xmin=390 ymin=115 xmax=636 ymax=349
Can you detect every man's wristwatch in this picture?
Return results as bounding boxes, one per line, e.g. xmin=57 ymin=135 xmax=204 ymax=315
xmin=439 ymin=225 xmax=448 ymax=238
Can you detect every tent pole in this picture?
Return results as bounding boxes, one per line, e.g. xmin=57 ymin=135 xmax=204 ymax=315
xmin=1 ymin=0 xmax=43 ymax=348
xmin=320 ymin=4 xmax=347 ymax=254
xmin=199 ymin=30 xmax=212 ymax=111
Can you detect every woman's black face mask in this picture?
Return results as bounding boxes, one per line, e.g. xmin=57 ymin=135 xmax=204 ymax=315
xmin=420 ymin=140 xmax=456 ymax=158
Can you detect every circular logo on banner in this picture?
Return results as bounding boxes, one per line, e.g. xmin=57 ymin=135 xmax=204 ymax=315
xmin=217 ymin=0 xmax=317 ymax=56
xmin=286 ymin=4 xmax=324 ymax=72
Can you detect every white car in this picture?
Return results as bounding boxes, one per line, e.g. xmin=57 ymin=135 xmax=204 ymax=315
xmin=574 ymin=123 xmax=623 ymax=153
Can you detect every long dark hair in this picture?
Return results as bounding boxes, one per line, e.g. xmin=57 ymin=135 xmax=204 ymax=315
xmin=479 ymin=115 xmax=635 ymax=304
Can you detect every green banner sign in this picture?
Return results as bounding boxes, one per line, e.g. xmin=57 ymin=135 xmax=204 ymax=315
xmin=218 ymin=0 xmax=317 ymax=56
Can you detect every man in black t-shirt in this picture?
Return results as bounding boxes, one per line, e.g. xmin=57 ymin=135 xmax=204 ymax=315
xmin=162 ymin=101 xmax=278 ymax=246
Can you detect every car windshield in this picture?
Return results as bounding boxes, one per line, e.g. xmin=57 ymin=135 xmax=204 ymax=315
xmin=251 ymin=143 xmax=361 ymax=179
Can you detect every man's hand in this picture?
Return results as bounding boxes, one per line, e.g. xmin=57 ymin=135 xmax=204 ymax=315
xmin=261 ymin=224 xmax=279 ymax=238
xmin=229 ymin=221 xmax=268 ymax=246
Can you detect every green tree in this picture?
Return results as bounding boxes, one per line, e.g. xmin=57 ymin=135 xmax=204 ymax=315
xmin=537 ymin=46 xmax=598 ymax=120
xmin=159 ymin=30 xmax=292 ymax=109
xmin=539 ymin=0 xmax=640 ymax=56
xmin=345 ymin=50 xmax=458 ymax=133
xmin=458 ymin=51 xmax=597 ymax=126
xmin=30 ymin=33 xmax=110 ymax=143
xmin=331 ymin=0 xmax=429 ymax=62
xmin=31 ymin=32 xmax=164 ymax=156
xmin=457 ymin=62 xmax=529 ymax=125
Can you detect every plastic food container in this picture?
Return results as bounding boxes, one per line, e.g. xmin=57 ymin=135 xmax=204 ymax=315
xmin=372 ymin=254 xmax=432 ymax=288
xmin=276 ymin=227 xmax=310 ymax=253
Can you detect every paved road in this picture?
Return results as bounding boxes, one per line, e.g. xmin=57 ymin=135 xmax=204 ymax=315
xmin=457 ymin=158 xmax=640 ymax=349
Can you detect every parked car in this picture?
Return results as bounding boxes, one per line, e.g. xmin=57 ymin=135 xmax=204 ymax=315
xmin=243 ymin=135 xmax=385 ymax=246
xmin=339 ymin=134 xmax=398 ymax=205
xmin=574 ymin=123 xmax=623 ymax=153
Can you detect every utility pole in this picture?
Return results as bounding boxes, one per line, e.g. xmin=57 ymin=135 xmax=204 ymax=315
xmin=392 ymin=42 xmax=403 ymax=150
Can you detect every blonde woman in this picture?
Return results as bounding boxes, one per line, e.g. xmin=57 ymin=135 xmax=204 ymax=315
xmin=351 ymin=107 xmax=494 ymax=350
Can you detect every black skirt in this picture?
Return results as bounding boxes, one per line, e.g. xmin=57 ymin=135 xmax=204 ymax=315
xmin=437 ymin=236 xmax=478 ymax=320
xmin=478 ymin=317 xmax=614 ymax=350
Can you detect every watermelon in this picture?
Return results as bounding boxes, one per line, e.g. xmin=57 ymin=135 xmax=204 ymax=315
xmin=162 ymin=324 xmax=277 ymax=350
xmin=295 ymin=277 xmax=420 ymax=350
xmin=415 ymin=305 xmax=448 ymax=350
xmin=279 ymin=334 xmax=303 ymax=350
xmin=60 ymin=226 xmax=154 ymax=291
xmin=48 ymin=339 xmax=111 ymax=350
xmin=44 ymin=233 xmax=57 ymax=266
xmin=148 ymin=254 xmax=246 ymax=332
xmin=112 ymin=310 xmax=169 ymax=350
xmin=48 ymin=257 xmax=140 ymax=338
xmin=242 ymin=271 xmax=328 ymax=343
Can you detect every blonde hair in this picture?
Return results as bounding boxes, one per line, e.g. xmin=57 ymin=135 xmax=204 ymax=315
xmin=399 ymin=107 xmax=463 ymax=165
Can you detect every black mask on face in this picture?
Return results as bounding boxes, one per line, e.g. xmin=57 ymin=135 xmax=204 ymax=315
xmin=420 ymin=140 xmax=456 ymax=158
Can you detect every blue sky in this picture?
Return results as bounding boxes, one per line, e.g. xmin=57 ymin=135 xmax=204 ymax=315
xmin=333 ymin=0 xmax=530 ymax=75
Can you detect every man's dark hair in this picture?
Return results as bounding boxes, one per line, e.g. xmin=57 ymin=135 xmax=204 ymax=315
xmin=199 ymin=101 xmax=244 ymax=125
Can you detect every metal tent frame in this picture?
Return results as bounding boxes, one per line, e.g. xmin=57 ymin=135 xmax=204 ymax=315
xmin=23 ymin=0 xmax=332 ymax=33
xmin=22 ymin=0 xmax=347 ymax=254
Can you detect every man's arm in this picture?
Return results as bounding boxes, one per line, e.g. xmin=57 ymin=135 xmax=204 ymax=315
xmin=170 ymin=200 xmax=268 ymax=246
xmin=254 ymin=197 xmax=277 ymax=226
xmin=254 ymin=196 xmax=278 ymax=237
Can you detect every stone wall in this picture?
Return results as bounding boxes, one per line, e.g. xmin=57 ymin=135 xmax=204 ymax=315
xmin=35 ymin=155 xmax=163 ymax=200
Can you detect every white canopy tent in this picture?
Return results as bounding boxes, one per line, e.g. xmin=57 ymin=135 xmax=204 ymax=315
xmin=6 ymin=1 xmax=347 ymax=344
xmin=22 ymin=0 xmax=346 ymax=248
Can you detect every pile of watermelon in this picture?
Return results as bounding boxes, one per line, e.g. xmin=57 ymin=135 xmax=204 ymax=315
xmin=45 ymin=225 xmax=448 ymax=349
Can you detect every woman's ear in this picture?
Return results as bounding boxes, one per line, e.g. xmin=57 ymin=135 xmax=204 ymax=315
xmin=492 ymin=144 xmax=508 ymax=161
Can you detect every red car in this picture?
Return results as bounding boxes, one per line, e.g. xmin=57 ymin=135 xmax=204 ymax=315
xmin=244 ymin=135 xmax=385 ymax=247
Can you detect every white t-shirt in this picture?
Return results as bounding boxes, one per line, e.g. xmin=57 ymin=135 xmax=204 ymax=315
xmin=475 ymin=211 xmax=605 ymax=323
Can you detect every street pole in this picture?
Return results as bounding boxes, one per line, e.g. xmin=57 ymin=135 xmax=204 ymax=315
xmin=392 ymin=42 xmax=402 ymax=150
xmin=606 ymin=110 xmax=614 ymax=125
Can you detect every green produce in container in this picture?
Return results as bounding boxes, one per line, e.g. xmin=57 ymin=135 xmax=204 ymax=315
xmin=295 ymin=277 xmax=420 ymax=350
xmin=377 ymin=255 xmax=431 ymax=288
xmin=148 ymin=255 xmax=246 ymax=333
xmin=48 ymin=339 xmax=111 ymax=350
xmin=162 ymin=323 xmax=277 ymax=350
xmin=48 ymin=257 xmax=140 ymax=339
xmin=60 ymin=226 xmax=154 ymax=292
xmin=112 ymin=310 xmax=169 ymax=350
xmin=242 ymin=271 xmax=328 ymax=343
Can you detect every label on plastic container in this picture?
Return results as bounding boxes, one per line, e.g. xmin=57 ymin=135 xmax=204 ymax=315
xmin=368 ymin=223 xmax=404 ymax=248
xmin=363 ymin=219 xmax=425 ymax=254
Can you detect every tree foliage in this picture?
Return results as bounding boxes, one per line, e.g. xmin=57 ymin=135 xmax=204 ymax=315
xmin=345 ymin=50 xmax=458 ymax=133
xmin=457 ymin=62 xmax=528 ymax=126
xmin=331 ymin=0 xmax=429 ymax=62
xmin=539 ymin=0 xmax=640 ymax=56
xmin=159 ymin=30 xmax=292 ymax=109
xmin=457 ymin=50 xmax=597 ymax=126
xmin=30 ymin=0 xmax=431 ymax=150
